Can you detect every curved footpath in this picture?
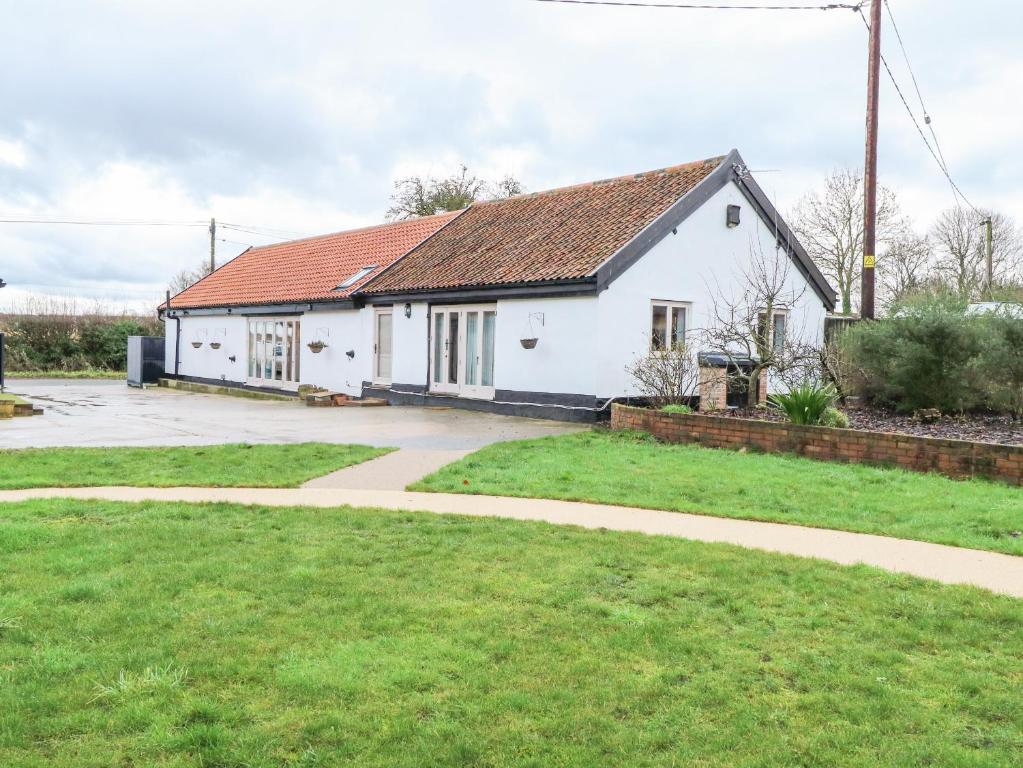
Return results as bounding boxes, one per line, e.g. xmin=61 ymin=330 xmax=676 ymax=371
xmin=1 ymin=485 xmax=1021 ymax=598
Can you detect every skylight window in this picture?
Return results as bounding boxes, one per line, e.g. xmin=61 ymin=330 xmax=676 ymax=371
xmin=336 ymin=266 xmax=377 ymax=290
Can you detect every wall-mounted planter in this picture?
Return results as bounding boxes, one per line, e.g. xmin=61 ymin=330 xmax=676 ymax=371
xmin=307 ymin=341 xmax=328 ymax=354
xmin=191 ymin=341 xmax=203 ymax=349
xmin=520 ymin=338 xmax=538 ymax=350
xmin=209 ymin=342 xmax=222 ymax=350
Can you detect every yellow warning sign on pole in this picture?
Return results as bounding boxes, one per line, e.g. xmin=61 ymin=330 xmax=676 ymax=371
xmin=864 ymin=254 xmax=876 ymax=269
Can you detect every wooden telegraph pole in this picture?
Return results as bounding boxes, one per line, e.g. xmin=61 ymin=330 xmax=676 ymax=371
xmin=860 ymin=0 xmax=882 ymax=320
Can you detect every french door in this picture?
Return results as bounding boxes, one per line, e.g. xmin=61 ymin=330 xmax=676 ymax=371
xmin=247 ymin=317 xmax=301 ymax=390
xmin=430 ymin=305 xmax=496 ymax=399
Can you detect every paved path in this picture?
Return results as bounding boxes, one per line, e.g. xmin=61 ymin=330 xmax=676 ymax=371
xmin=302 ymin=449 xmax=471 ymax=490
xmin=1 ymin=380 xmax=581 ymax=449
xmin=2 ymin=486 xmax=1021 ymax=598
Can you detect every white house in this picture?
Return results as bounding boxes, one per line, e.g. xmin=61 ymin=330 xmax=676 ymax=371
xmin=161 ymin=150 xmax=836 ymax=421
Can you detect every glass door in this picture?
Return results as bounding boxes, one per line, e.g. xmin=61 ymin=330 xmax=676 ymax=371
xmin=429 ymin=305 xmax=496 ymax=399
xmin=247 ymin=317 xmax=301 ymax=390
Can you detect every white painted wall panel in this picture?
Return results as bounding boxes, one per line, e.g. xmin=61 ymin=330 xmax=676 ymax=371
xmin=170 ymin=314 xmax=249 ymax=383
xmin=391 ymin=302 xmax=430 ymax=386
xmin=493 ymin=296 xmax=599 ymax=395
xmin=596 ymin=180 xmax=828 ymax=398
xmin=299 ymin=310 xmax=372 ymax=396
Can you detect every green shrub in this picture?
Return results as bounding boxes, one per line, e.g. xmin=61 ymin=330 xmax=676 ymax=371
xmin=822 ymin=407 xmax=850 ymax=429
xmin=768 ymin=383 xmax=837 ymax=425
xmin=977 ymin=311 xmax=1023 ymax=420
xmin=841 ymin=302 xmax=986 ymax=413
xmin=0 ymin=314 xmax=161 ymax=372
xmin=660 ymin=404 xmax=693 ymax=415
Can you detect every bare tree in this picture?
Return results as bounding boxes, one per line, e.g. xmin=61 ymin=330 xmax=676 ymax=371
xmin=930 ymin=207 xmax=1022 ymax=297
xmin=791 ymin=168 xmax=910 ymax=315
xmin=627 ymin=341 xmax=699 ymax=407
xmin=386 ymin=165 xmax=525 ymax=221
xmin=879 ymin=233 xmax=932 ymax=312
xmin=169 ymin=259 xmax=214 ymax=295
xmin=700 ymin=241 xmax=810 ymax=407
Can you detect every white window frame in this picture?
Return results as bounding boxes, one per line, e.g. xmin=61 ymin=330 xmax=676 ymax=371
xmin=757 ymin=308 xmax=789 ymax=355
xmin=650 ymin=300 xmax=691 ymax=352
xmin=246 ymin=316 xmax=301 ymax=391
xmin=373 ymin=307 xmax=393 ymax=386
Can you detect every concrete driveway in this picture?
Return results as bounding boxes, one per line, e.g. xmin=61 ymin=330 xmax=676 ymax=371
xmin=0 ymin=379 xmax=583 ymax=451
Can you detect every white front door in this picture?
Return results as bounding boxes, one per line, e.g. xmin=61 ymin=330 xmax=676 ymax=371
xmin=373 ymin=308 xmax=393 ymax=385
xmin=247 ymin=317 xmax=301 ymax=390
xmin=430 ymin=305 xmax=496 ymax=399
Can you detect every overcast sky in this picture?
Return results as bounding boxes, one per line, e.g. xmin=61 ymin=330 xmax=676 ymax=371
xmin=1 ymin=0 xmax=1020 ymax=312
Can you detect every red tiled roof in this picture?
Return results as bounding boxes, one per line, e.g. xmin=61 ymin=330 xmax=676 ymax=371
xmin=165 ymin=211 xmax=462 ymax=309
xmin=364 ymin=155 xmax=726 ymax=294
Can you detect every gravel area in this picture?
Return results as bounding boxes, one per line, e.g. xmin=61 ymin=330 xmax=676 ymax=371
xmin=707 ymin=406 xmax=1023 ymax=447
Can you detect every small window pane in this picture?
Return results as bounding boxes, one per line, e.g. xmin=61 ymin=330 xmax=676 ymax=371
xmin=773 ymin=313 xmax=787 ymax=353
xmin=671 ymin=306 xmax=686 ymax=348
xmin=651 ymin=305 xmax=667 ymax=351
xmin=433 ymin=312 xmax=444 ymax=384
xmin=448 ymin=313 xmax=459 ymax=384
xmin=482 ymin=311 xmax=496 ymax=387
xmin=465 ymin=312 xmax=479 ymax=385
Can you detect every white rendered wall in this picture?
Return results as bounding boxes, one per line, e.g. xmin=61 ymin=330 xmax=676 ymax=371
xmin=299 ymin=309 xmax=372 ymax=396
xmin=596 ymin=180 xmax=828 ymax=398
xmin=165 ymin=314 xmax=249 ymax=383
xmin=390 ymin=302 xmax=430 ymax=386
xmin=492 ymin=296 xmax=599 ymax=395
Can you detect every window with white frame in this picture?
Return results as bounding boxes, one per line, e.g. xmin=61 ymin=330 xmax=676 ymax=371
xmin=650 ymin=301 xmax=689 ymax=351
xmin=757 ymin=309 xmax=788 ymax=354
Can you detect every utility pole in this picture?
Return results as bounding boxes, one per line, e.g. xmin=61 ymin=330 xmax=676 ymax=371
xmin=983 ymin=216 xmax=994 ymax=299
xmin=209 ymin=217 xmax=216 ymax=273
xmin=860 ymin=0 xmax=882 ymax=320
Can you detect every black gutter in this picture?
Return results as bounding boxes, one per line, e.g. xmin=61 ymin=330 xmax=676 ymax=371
xmin=361 ymin=277 xmax=597 ymax=305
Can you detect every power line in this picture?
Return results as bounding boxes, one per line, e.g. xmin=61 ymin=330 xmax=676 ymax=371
xmin=219 ymin=221 xmax=309 ymax=238
xmin=0 ymin=218 xmax=208 ymax=227
xmin=531 ymin=0 xmax=861 ymax=9
xmin=882 ymin=0 xmax=957 ymax=205
xmin=856 ymin=5 xmax=982 ymax=217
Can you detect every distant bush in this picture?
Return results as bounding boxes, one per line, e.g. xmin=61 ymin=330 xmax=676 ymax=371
xmin=842 ymin=298 xmax=1023 ymax=417
xmin=841 ymin=300 xmax=986 ymax=413
xmin=0 ymin=314 xmax=161 ymax=372
xmin=978 ymin=312 xmax=1023 ymax=420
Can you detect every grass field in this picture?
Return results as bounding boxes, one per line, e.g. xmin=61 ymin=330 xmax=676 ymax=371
xmin=0 ymin=498 xmax=1020 ymax=766
xmin=412 ymin=430 xmax=1023 ymax=556
xmin=0 ymin=443 xmax=391 ymax=489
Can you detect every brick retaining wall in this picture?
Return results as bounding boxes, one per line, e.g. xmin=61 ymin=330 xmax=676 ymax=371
xmin=611 ymin=404 xmax=1023 ymax=486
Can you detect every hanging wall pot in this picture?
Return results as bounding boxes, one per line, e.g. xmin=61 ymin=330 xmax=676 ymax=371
xmin=519 ymin=312 xmax=544 ymax=350
xmin=191 ymin=341 xmax=203 ymax=349
xmin=307 ymin=341 xmax=328 ymax=354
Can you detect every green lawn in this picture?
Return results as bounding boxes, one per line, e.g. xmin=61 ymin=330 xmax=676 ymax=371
xmin=0 ymin=393 xmax=28 ymax=405
xmin=0 ymin=499 xmax=1020 ymax=766
xmin=412 ymin=430 xmax=1023 ymax=556
xmin=0 ymin=443 xmax=391 ymax=489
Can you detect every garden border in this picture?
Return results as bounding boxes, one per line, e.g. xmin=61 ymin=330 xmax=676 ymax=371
xmin=611 ymin=404 xmax=1023 ymax=486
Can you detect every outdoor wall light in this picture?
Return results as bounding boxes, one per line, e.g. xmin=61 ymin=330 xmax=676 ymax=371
xmin=726 ymin=204 xmax=741 ymax=228
xmin=404 ymin=302 xmax=412 ymax=319
xmin=346 ymin=349 xmax=355 ymax=359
